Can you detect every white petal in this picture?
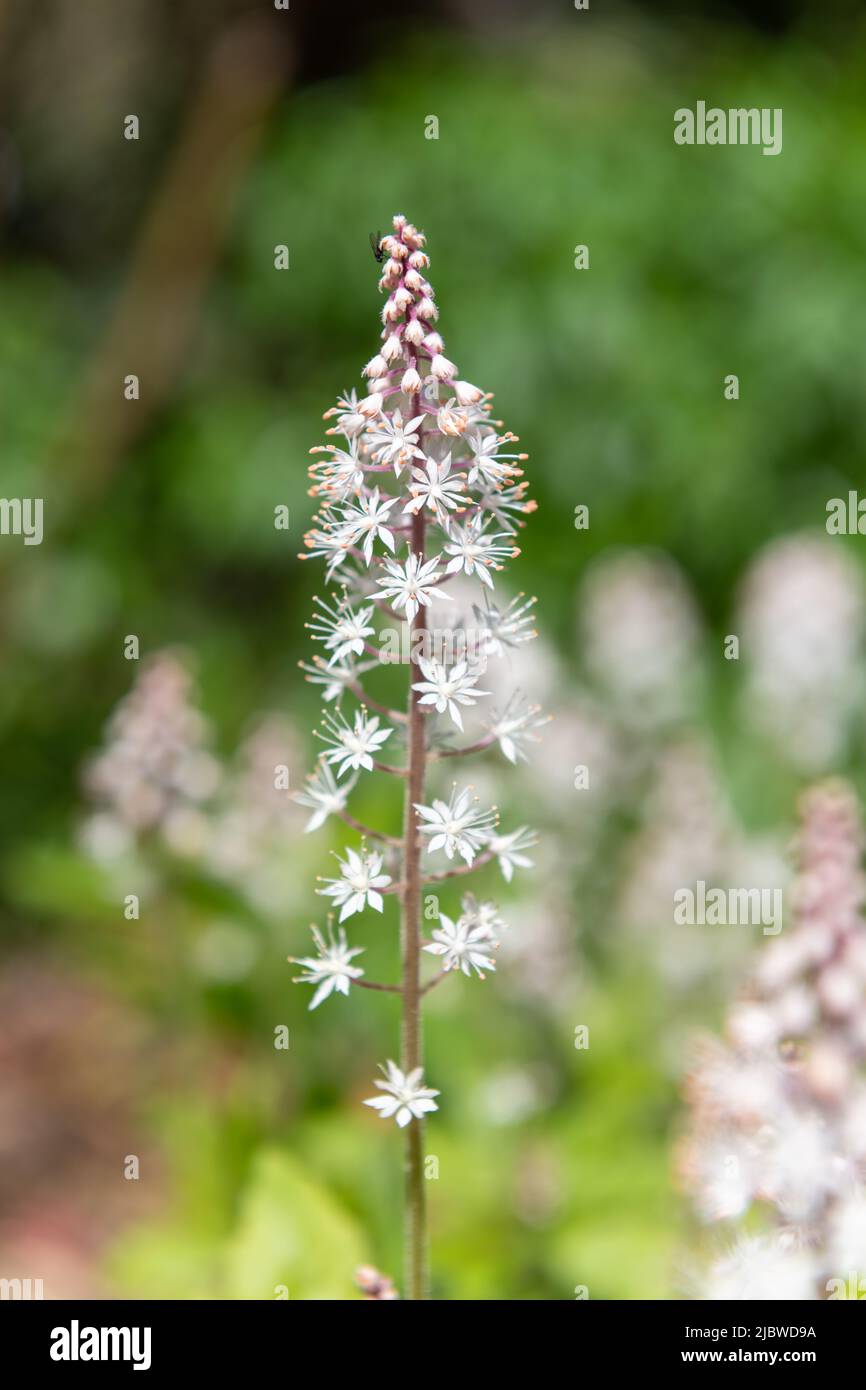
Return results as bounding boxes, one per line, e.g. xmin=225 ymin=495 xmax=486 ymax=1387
xmin=310 ymin=978 xmax=336 ymax=1010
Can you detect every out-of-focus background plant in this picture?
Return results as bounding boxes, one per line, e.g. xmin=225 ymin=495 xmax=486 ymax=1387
xmin=2 ymin=0 xmax=866 ymax=1299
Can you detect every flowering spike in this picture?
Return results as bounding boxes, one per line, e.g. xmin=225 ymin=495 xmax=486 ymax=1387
xmin=680 ymin=779 xmax=866 ymax=1298
xmin=293 ymin=215 xmax=542 ymax=1299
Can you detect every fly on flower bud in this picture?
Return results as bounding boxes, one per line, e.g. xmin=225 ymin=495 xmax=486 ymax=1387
xmin=369 ymin=231 xmax=385 ymax=264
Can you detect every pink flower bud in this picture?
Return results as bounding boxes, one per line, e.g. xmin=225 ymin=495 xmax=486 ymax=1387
xmin=453 ymin=380 xmax=483 ymax=406
xmin=363 ymin=355 xmax=387 ymax=379
xmin=417 ymin=296 xmax=438 ymax=321
xmin=727 ymin=1003 xmax=778 ymax=1051
xmin=804 ymin=1039 xmax=850 ymax=1102
xmin=401 ymin=367 xmax=422 ymax=394
xmin=423 ymin=332 xmax=443 ymax=355
xmin=358 ymin=393 xmax=382 ymax=418
xmin=408 ymin=251 xmax=430 ymax=269
xmin=431 ymin=353 xmax=457 ymax=381
xmin=775 ymin=985 xmax=816 ymax=1035
xmin=404 ymin=319 xmax=425 ymax=347
xmin=818 ymin=963 xmax=860 ymax=1016
xmin=403 ymin=225 xmax=425 ymax=249
xmin=381 ymin=333 xmax=403 ymax=362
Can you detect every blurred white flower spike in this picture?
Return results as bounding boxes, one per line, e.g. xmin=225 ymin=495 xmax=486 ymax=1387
xmin=680 ymin=780 xmax=866 ymax=1299
xmin=293 ymin=214 xmax=542 ymax=1299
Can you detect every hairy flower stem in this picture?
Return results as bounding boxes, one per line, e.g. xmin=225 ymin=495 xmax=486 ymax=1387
xmin=401 ymin=489 xmax=428 ymax=1299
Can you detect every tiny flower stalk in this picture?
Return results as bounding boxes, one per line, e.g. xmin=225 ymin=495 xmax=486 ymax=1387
xmin=295 ymin=215 xmax=541 ymax=1299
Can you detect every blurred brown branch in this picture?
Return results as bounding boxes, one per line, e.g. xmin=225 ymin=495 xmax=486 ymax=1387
xmin=62 ymin=16 xmax=292 ymax=501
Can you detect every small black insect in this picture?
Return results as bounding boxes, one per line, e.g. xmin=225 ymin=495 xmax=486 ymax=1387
xmin=369 ymin=230 xmax=385 ymax=264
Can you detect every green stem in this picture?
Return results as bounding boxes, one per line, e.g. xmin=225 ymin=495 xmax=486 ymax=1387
xmin=401 ymin=400 xmax=428 ymax=1300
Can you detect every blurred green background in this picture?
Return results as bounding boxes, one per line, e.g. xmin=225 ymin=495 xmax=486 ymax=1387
xmin=2 ymin=0 xmax=866 ymax=1299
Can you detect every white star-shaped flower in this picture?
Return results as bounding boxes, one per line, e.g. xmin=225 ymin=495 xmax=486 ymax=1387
xmin=319 ymin=709 xmax=394 ymax=777
xmin=459 ymin=893 xmax=508 ymax=940
xmin=473 ymin=480 xmax=533 ymax=533
xmin=294 ymin=760 xmax=356 ymax=832
xmin=424 ymin=912 xmax=498 ymax=978
xmin=301 ymin=521 xmax=351 ymax=579
xmin=412 ymin=657 xmax=489 ymax=731
xmin=364 ymin=1060 xmax=440 ymax=1127
xmin=487 ymin=825 xmax=537 ymax=882
xmin=299 ymin=658 xmax=354 ymax=705
xmin=403 ymin=453 xmax=465 ymax=524
xmin=376 ymin=551 xmax=450 ymax=625
xmin=318 ymin=846 xmax=392 ymax=921
xmin=290 ymin=924 xmax=364 ymax=1009
xmin=473 ymin=591 xmax=538 ymax=655
xmin=443 ymin=516 xmax=517 ymax=590
xmin=487 ymin=692 xmax=549 ymax=763
xmin=463 ymin=429 xmax=525 ymax=488
xmin=365 ymin=410 xmax=426 ymax=475
xmin=436 ymin=399 xmax=469 ymax=436
xmin=308 ymin=443 xmax=366 ymax=500
xmin=414 ymin=785 xmax=497 ymax=864
xmin=307 ymin=595 xmax=375 ymax=666
xmin=339 ymin=489 xmax=398 ymax=565
xmin=324 ymin=388 xmax=367 ymax=439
